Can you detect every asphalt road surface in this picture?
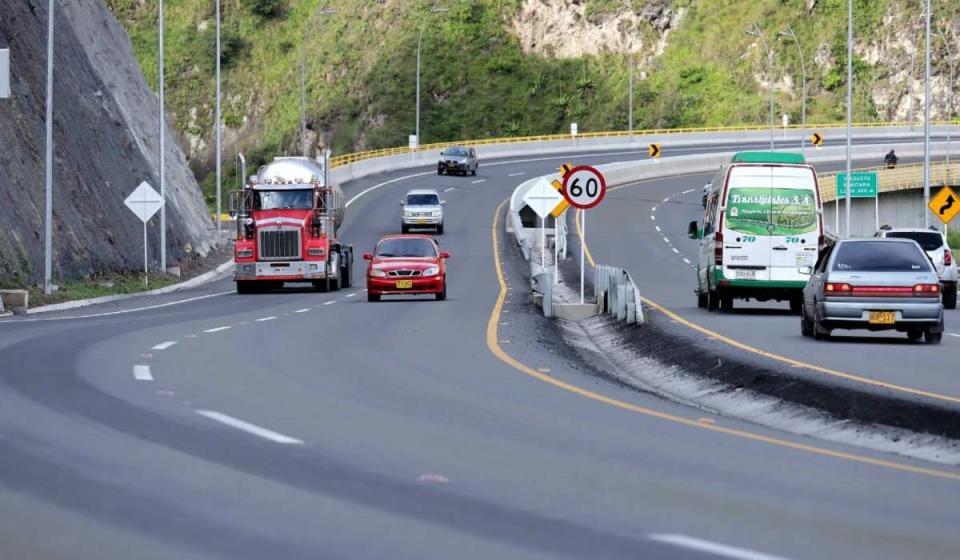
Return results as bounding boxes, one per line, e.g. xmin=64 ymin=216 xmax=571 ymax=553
xmin=1 ymin=141 xmax=958 ymax=560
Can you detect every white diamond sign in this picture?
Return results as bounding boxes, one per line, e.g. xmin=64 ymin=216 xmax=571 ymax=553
xmin=124 ymin=181 xmax=164 ymax=223
xmin=523 ymin=177 xmax=565 ymax=219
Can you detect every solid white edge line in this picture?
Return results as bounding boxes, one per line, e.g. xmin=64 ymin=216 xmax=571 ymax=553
xmin=1 ymin=290 xmax=235 ymax=323
xmin=203 ymin=326 xmax=231 ymax=333
xmin=151 ymin=341 xmax=178 ymax=350
xmin=255 ymin=316 xmax=277 ymax=322
xmin=196 ymin=410 xmax=304 ymax=445
xmin=133 ymin=365 xmax=153 ymax=381
xmin=648 ymin=534 xmax=790 ymax=560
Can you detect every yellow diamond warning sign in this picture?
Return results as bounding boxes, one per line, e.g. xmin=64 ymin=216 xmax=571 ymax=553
xmin=929 ymin=185 xmax=960 ymax=225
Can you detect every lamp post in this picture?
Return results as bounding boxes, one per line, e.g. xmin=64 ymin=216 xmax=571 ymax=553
xmin=415 ymin=5 xmax=448 ymax=148
xmin=844 ymin=0 xmax=853 ymax=238
xmin=779 ymin=26 xmax=806 ymax=153
xmin=922 ymin=0 xmax=931 ymax=228
xmin=159 ymin=0 xmax=166 ymax=271
xmin=301 ymin=7 xmax=335 ymax=156
xmin=43 ymin=0 xmax=55 ymax=294
xmin=745 ymin=24 xmax=775 ymax=150
xmin=215 ymin=0 xmax=222 ymax=234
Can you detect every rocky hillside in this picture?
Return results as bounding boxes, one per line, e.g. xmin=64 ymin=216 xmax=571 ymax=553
xmin=0 ymin=0 xmax=216 ymax=285
xmin=107 ymin=0 xmax=960 ymax=196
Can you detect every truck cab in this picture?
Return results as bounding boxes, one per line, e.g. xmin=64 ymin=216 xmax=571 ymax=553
xmin=230 ymin=157 xmax=352 ymax=293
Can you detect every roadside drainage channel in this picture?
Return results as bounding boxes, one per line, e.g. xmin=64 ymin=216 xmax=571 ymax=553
xmin=507 ymin=159 xmax=960 ymax=462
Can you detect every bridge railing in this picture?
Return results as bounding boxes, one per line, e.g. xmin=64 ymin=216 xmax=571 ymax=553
xmin=818 ymin=161 xmax=960 ymax=203
xmin=329 ymin=120 xmax=959 ymax=170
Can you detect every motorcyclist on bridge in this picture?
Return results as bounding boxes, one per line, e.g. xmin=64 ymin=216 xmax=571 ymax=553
xmin=884 ymin=149 xmax=898 ymax=168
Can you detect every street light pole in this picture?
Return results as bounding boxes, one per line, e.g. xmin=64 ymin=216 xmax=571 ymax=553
xmin=746 ymin=24 xmax=775 ymax=150
xmin=43 ymin=0 xmax=54 ymax=294
xmin=780 ymin=26 xmax=806 ymax=153
xmin=844 ymin=0 xmax=853 ymax=238
xmin=159 ymin=0 xmax=166 ymax=271
xmin=215 ymin=0 xmax=222 ymax=234
xmin=301 ymin=7 xmax=334 ymax=157
xmin=923 ymin=0 xmax=931 ymax=228
xmin=415 ymin=5 xmax=447 ymax=147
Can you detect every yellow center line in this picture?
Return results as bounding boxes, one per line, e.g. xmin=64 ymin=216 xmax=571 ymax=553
xmin=574 ymin=181 xmax=960 ymax=406
xmin=488 ymin=197 xmax=960 ymax=482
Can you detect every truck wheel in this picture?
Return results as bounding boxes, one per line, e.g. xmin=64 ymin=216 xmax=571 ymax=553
xmin=340 ymin=258 xmax=352 ymax=288
xmin=697 ymin=290 xmax=707 ymax=309
xmin=313 ymin=279 xmax=329 ymax=292
xmin=943 ymin=284 xmax=957 ymax=309
xmin=438 ymin=168 xmax=444 ymax=176
xmin=236 ymin=281 xmax=257 ymax=294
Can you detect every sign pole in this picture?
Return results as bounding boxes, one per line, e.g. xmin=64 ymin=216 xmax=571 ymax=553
xmin=875 ymin=192 xmax=879 ymax=232
xmin=580 ymin=210 xmax=585 ymax=304
xmin=540 ymin=214 xmax=545 ymax=273
xmin=554 ymin=217 xmax=559 ymax=285
xmin=143 ymin=220 xmax=149 ymax=287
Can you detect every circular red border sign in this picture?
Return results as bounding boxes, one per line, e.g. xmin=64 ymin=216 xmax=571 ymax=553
xmin=561 ymin=165 xmax=607 ymax=210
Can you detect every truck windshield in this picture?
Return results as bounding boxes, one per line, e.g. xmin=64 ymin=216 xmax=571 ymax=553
xmin=406 ymin=194 xmax=440 ymax=206
xmin=255 ymin=189 xmax=313 ymax=210
xmin=376 ymin=238 xmax=437 ymax=258
xmin=832 ymin=241 xmax=932 ymax=272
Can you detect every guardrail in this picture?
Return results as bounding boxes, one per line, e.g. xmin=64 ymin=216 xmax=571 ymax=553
xmin=594 ymin=265 xmax=644 ymax=325
xmin=819 ymin=161 xmax=960 ymax=203
xmin=330 ymin=120 xmax=959 ymax=170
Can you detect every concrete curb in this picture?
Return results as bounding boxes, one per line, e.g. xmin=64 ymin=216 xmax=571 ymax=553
xmin=27 ymin=259 xmax=235 ymax=315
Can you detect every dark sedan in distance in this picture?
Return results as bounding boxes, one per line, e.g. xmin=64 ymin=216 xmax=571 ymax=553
xmin=438 ymin=146 xmax=478 ymax=176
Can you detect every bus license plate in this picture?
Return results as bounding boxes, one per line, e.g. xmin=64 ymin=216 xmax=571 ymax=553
xmin=734 ymin=269 xmax=756 ymax=280
xmin=868 ymin=311 xmax=895 ymax=324
xmin=396 ymin=280 xmax=413 ymax=289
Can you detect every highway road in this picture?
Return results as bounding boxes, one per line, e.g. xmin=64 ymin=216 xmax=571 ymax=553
xmin=581 ymin=161 xmax=960 ymax=401
xmin=1 ymin=142 xmax=958 ymax=560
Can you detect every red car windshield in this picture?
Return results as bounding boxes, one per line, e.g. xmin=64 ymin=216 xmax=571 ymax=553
xmin=376 ymin=238 xmax=437 ymax=258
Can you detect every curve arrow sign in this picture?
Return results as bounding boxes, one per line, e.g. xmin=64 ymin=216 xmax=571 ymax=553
xmin=939 ymin=195 xmax=955 ymax=216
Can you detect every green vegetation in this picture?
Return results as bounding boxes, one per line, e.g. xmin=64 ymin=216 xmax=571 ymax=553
xmin=107 ymin=0 xmax=960 ymax=205
xmin=0 ymin=272 xmax=180 ymax=308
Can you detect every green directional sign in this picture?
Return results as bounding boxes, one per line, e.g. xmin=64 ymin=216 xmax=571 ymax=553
xmin=837 ymin=172 xmax=878 ymax=198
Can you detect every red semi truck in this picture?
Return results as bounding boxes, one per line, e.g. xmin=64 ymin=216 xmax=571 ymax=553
xmin=229 ymin=157 xmax=353 ymax=293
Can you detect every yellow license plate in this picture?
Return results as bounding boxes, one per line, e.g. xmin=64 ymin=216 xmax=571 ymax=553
xmin=416 ymin=218 xmax=427 ymax=224
xmin=395 ymin=280 xmax=413 ymax=289
xmin=868 ymin=311 xmax=895 ymax=324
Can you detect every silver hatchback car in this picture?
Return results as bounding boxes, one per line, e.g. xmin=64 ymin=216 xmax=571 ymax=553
xmin=801 ymin=238 xmax=944 ymax=344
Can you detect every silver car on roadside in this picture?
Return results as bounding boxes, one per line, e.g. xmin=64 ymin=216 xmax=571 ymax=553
xmin=800 ymin=238 xmax=944 ymax=344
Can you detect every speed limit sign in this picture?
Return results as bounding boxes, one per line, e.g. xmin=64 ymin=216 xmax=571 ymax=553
xmin=561 ymin=165 xmax=606 ymax=209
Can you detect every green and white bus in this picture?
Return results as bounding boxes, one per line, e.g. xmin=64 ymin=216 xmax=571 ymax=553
xmin=688 ymin=152 xmax=824 ymax=313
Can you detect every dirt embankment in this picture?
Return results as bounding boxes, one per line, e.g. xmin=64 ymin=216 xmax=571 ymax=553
xmin=0 ymin=0 xmax=217 ymax=285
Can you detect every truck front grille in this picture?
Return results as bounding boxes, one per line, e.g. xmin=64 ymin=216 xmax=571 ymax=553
xmin=259 ymin=228 xmax=301 ymax=260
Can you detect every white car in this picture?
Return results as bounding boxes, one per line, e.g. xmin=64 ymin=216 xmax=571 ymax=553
xmin=401 ymin=189 xmax=445 ymax=234
xmin=875 ymin=226 xmax=957 ymax=309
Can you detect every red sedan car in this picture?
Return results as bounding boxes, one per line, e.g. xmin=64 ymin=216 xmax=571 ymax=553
xmin=363 ymin=235 xmax=449 ymax=302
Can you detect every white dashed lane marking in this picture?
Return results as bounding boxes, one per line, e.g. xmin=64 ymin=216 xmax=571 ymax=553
xmin=682 ymin=189 xmax=695 ymax=194
xmin=444 ymin=187 xmax=455 ymax=192
xmin=196 ymin=410 xmax=304 ymax=445
xmin=151 ymin=341 xmax=177 ymax=350
xmin=683 ymin=258 xmax=692 ymax=264
xmin=472 ymin=179 xmax=486 ymax=184
xmin=345 ymin=293 xmax=357 ymax=298
xmin=324 ymin=301 xmax=336 ymax=306
xmin=255 ymin=316 xmax=277 ymax=322
xmin=294 ymin=308 xmax=311 ymax=313
xmin=672 ymin=248 xmax=680 ymax=254
xmin=948 ymin=333 xmax=960 ymax=338
xmin=649 ymin=534 xmax=789 ymax=560
xmin=133 ymin=365 xmax=153 ymax=381
xmin=655 ymin=226 xmax=662 ymax=232
xmin=203 ymin=326 xmax=231 ymax=333
xmin=508 ymin=172 xmax=526 ymax=177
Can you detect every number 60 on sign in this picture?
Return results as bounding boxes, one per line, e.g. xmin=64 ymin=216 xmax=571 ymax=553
xmin=561 ymin=165 xmax=607 ymax=209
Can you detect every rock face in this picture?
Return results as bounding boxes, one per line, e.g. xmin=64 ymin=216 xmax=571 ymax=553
xmin=0 ymin=0 xmax=216 ymax=284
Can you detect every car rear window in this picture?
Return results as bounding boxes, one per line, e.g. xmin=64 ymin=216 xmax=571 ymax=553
xmin=832 ymin=241 xmax=932 ymax=272
xmin=884 ymin=231 xmax=943 ymax=251
xmin=406 ymin=194 xmax=439 ymax=205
